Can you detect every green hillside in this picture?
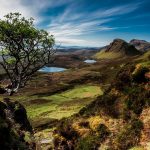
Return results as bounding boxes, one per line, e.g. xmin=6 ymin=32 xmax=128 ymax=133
xmin=94 ymin=39 xmax=141 ymax=59
xmin=53 ymin=57 xmax=150 ymax=150
xmin=94 ymin=50 xmax=123 ymax=59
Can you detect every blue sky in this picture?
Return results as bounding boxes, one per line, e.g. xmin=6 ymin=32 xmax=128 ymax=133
xmin=0 ymin=0 xmax=150 ymax=47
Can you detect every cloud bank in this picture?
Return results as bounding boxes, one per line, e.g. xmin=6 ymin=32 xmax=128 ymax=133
xmin=0 ymin=0 xmax=149 ymax=46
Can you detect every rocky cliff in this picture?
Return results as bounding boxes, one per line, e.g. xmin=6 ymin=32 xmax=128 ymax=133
xmin=106 ymin=39 xmax=141 ymax=55
xmin=130 ymin=39 xmax=150 ymax=52
xmin=94 ymin=39 xmax=141 ymax=59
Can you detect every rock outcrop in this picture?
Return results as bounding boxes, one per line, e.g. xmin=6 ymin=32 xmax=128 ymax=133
xmin=94 ymin=39 xmax=141 ymax=59
xmin=0 ymin=98 xmax=35 ymax=150
xmin=106 ymin=39 xmax=141 ymax=56
xmin=130 ymin=39 xmax=150 ymax=52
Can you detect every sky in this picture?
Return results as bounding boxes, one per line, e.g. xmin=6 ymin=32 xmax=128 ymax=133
xmin=0 ymin=0 xmax=150 ymax=47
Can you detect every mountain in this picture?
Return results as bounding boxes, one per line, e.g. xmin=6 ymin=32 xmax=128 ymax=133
xmin=94 ymin=39 xmax=141 ymax=59
xmin=130 ymin=39 xmax=150 ymax=52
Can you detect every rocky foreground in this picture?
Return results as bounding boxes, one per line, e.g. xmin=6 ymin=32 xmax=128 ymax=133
xmin=53 ymin=62 xmax=150 ymax=150
xmin=0 ymin=98 xmax=35 ymax=149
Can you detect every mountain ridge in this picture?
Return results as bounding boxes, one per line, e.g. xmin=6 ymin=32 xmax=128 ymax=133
xmin=130 ymin=39 xmax=150 ymax=52
xmin=94 ymin=39 xmax=141 ymax=59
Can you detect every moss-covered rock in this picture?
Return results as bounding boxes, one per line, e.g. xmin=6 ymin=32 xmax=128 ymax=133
xmin=0 ymin=98 xmax=35 ymax=150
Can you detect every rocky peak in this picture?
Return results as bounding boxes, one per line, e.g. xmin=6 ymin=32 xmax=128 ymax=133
xmin=106 ymin=38 xmax=141 ymax=56
xmin=130 ymin=39 xmax=148 ymax=45
xmin=130 ymin=39 xmax=150 ymax=52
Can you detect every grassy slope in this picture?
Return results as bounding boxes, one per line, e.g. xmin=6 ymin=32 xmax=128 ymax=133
xmin=0 ymin=84 xmax=102 ymax=127
xmin=0 ymin=57 xmax=133 ymax=129
xmin=53 ymin=56 xmax=150 ymax=150
xmin=94 ymin=50 xmax=123 ymax=59
xmin=1 ymin=53 xmax=146 ymax=149
xmin=27 ymin=85 xmax=103 ymax=123
xmin=137 ymin=50 xmax=150 ymax=61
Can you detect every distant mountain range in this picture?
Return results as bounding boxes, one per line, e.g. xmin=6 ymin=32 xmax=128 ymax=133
xmin=56 ymin=45 xmax=100 ymax=50
xmin=56 ymin=46 xmax=100 ymax=57
xmin=0 ymin=39 xmax=150 ymax=62
xmin=56 ymin=39 xmax=150 ymax=59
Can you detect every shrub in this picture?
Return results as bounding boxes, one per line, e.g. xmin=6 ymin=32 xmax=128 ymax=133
xmin=72 ymin=120 xmax=91 ymax=137
xmin=132 ymin=64 xmax=149 ymax=83
xmin=98 ymin=94 xmax=119 ymax=117
xmin=88 ymin=116 xmax=104 ymax=130
xmin=96 ymin=124 xmax=110 ymax=139
xmin=113 ymin=65 xmax=134 ymax=90
xmin=55 ymin=118 xmax=79 ymax=144
xmin=76 ymin=123 xmax=110 ymax=150
xmin=124 ymin=86 xmax=147 ymax=115
xmin=114 ymin=119 xmax=143 ymax=150
xmin=75 ymin=135 xmax=99 ymax=150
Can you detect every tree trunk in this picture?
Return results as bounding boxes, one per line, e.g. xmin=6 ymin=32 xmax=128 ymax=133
xmin=5 ymin=82 xmax=20 ymax=96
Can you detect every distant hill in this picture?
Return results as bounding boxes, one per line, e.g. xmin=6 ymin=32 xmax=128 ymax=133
xmin=130 ymin=39 xmax=150 ymax=52
xmin=94 ymin=39 xmax=141 ymax=59
xmin=56 ymin=46 xmax=100 ymax=58
xmin=56 ymin=46 xmax=99 ymax=53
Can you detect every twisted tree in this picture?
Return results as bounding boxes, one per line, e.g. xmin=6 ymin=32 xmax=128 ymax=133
xmin=0 ymin=13 xmax=55 ymax=95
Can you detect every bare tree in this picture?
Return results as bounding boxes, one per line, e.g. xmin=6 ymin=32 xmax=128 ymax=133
xmin=0 ymin=13 xmax=55 ymax=95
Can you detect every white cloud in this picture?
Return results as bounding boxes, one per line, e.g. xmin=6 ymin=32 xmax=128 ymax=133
xmin=0 ymin=0 xmax=142 ymax=46
xmin=0 ymin=0 xmax=35 ymax=19
xmin=48 ymin=19 xmax=112 ymax=37
xmin=0 ymin=0 xmax=73 ymax=23
xmin=56 ymin=37 xmax=108 ymax=47
xmin=92 ymin=3 xmax=141 ymax=18
xmin=47 ymin=2 xmax=141 ymax=46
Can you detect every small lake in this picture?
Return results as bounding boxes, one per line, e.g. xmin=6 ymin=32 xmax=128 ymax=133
xmin=84 ymin=59 xmax=97 ymax=64
xmin=38 ymin=67 xmax=67 ymax=73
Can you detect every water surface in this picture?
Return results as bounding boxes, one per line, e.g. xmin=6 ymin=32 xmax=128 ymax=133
xmin=39 ymin=67 xmax=67 ymax=73
xmin=84 ymin=59 xmax=97 ymax=63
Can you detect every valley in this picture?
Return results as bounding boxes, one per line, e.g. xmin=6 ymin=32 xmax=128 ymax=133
xmin=0 ymin=54 xmax=127 ymax=128
xmin=0 ymin=1 xmax=150 ymax=149
xmin=0 ymin=38 xmax=150 ymax=150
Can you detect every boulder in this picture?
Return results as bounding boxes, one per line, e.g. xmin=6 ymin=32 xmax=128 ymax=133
xmin=0 ymin=101 xmax=7 ymax=119
xmin=0 ymin=87 xmax=6 ymax=94
xmin=0 ymin=98 xmax=35 ymax=149
xmin=14 ymin=101 xmax=32 ymax=132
